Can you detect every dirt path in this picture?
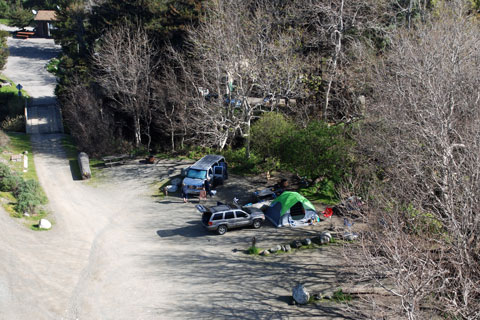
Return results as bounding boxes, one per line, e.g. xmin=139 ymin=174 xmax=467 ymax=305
xmin=0 ymin=36 xmax=354 ymax=319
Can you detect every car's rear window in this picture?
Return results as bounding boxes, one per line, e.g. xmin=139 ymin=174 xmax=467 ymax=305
xmin=202 ymin=212 xmax=212 ymax=224
xmin=225 ymin=212 xmax=235 ymax=219
xmin=212 ymin=213 xmax=223 ymax=220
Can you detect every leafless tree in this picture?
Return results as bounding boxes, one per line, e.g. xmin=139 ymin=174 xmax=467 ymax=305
xmin=289 ymin=0 xmax=399 ymax=122
xmin=93 ymin=25 xmax=157 ymax=148
xmin=346 ymin=2 xmax=480 ymax=319
xmin=60 ymin=76 xmax=119 ymax=156
xmin=166 ymin=0 xmax=309 ymax=155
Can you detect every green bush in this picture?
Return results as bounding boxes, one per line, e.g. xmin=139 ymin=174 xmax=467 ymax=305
xmin=279 ymin=121 xmax=352 ymax=183
xmin=0 ymin=164 xmax=46 ymax=214
xmin=247 ymin=246 xmax=261 ymax=255
xmin=0 ymin=174 xmax=22 ymax=193
xmin=8 ymin=7 xmax=33 ymax=29
xmin=14 ymin=179 xmax=47 ymax=214
xmin=0 ymin=1 xmax=10 ymax=19
xmin=299 ymin=178 xmax=338 ymax=204
xmin=46 ymin=58 xmax=60 ymax=75
xmin=251 ymin=112 xmax=294 ymax=161
xmin=0 ymin=163 xmax=21 ymax=192
xmin=0 ymin=30 xmax=8 ymax=71
xmin=222 ymin=147 xmax=262 ymax=174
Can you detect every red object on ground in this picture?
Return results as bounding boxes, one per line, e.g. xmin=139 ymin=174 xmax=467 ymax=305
xmin=323 ymin=207 xmax=333 ymax=218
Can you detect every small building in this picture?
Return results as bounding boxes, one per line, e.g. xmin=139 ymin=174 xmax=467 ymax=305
xmin=34 ymin=10 xmax=57 ymax=38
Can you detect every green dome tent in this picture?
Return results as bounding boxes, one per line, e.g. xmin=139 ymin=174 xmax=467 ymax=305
xmin=265 ymin=192 xmax=318 ymax=227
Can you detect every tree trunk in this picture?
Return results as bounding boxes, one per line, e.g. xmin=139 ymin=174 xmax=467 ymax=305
xmin=245 ymin=116 xmax=251 ymax=159
xmin=133 ymin=114 xmax=141 ymax=147
xmin=324 ymin=0 xmax=344 ymax=121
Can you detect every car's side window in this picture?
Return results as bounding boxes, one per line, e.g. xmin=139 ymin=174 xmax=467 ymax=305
xmin=235 ymin=211 xmax=247 ymax=218
xmin=212 ymin=213 xmax=223 ymax=221
xmin=225 ymin=211 xmax=235 ymax=219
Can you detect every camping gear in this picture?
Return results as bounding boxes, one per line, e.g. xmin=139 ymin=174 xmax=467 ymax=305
xmin=265 ymin=191 xmax=317 ymax=227
xmin=323 ymin=207 xmax=333 ymax=218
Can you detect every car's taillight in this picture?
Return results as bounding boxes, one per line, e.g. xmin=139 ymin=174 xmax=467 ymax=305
xmin=208 ymin=222 xmax=213 ymax=226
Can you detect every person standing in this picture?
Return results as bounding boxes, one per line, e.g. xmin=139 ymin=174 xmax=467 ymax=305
xmin=182 ymin=184 xmax=189 ymax=203
xmin=204 ymin=178 xmax=213 ymax=197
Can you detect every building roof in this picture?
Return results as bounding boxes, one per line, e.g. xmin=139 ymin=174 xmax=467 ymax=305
xmin=34 ymin=10 xmax=57 ymax=21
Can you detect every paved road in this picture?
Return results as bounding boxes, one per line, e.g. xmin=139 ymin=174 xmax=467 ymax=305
xmin=3 ymin=37 xmax=63 ymax=133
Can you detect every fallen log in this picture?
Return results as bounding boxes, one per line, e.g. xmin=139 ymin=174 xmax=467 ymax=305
xmin=342 ymin=286 xmax=395 ymax=296
xmin=78 ymin=152 xmax=91 ymax=180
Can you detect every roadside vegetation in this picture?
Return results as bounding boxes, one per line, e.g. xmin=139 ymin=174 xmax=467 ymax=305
xmin=0 ymin=130 xmax=47 ymax=227
xmin=0 ymin=75 xmax=28 ymax=133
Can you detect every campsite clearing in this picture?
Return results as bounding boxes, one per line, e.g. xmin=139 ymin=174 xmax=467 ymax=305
xmin=1 ymin=156 xmax=361 ymax=319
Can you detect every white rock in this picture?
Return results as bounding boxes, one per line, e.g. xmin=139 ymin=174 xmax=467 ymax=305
xmin=38 ymin=219 xmax=52 ymax=230
xmin=344 ymin=232 xmax=358 ymax=241
xmin=320 ymin=232 xmax=332 ymax=244
xmin=292 ymin=284 xmax=310 ymax=305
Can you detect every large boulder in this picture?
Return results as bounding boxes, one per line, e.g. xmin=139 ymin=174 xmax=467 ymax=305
xmin=292 ymin=284 xmax=310 ymax=305
xmin=302 ymin=238 xmax=312 ymax=246
xmin=291 ymin=240 xmax=302 ymax=249
xmin=38 ymin=219 xmax=51 ymax=230
xmin=320 ymin=232 xmax=332 ymax=244
xmin=270 ymin=245 xmax=282 ymax=253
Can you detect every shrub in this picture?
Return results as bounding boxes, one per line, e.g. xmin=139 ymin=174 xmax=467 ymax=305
xmin=1 ymin=115 xmax=25 ymax=132
xmin=0 ymin=30 xmax=8 ymax=71
xmin=247 ymin=246 xmax=261 ymax=255
xmin=0 ymin=163 xmax=22 ymax=192
xmin=251 ymin=113 xmax=294 ymax=160
xmin=8 ymin=8 xmax=33 ymax=29
xmin=279 ymin=121 xmax=353 ymax=183
xmin=0 ymin=173 xmax=22 ymax=193
xmin=46 ymin=58 xmax=60 ymax=75
xmin=0 ymin=1 xmax=9 ymax=19
xmin=222 ymin=147 xmax=262 ymax=174
xmin=14 ymin=180 xmax=47 ymax=214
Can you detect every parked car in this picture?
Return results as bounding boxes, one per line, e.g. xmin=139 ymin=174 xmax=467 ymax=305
xmin=197 ymin=204 xmax=265 ymax=235
xmin=182 ymin=155 xmax=228 ymax=195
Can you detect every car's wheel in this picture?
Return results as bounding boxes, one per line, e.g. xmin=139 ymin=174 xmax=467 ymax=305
xmin=252 ymin=219 xmax=262 ymax=229
xmin=217 ymin=224 xmax=228 ymax=235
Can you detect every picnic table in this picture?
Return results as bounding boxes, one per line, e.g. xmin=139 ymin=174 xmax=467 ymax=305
xmin=16 ymin=31 xmax=35 ymax=39
xmin=102 ymin=154 xmax=131 ymax=167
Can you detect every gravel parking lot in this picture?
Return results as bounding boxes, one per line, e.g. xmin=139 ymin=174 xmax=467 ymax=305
xmin=1 ymin=148 xmax=355 ymax=319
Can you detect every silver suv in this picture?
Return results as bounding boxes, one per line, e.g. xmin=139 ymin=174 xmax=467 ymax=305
xmin=197 ymin=204 xmax=265 ymax=235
